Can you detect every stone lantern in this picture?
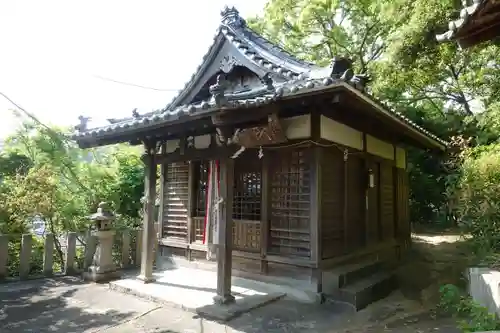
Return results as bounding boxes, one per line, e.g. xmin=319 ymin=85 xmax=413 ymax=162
xmin=89 ymin=202 xmax=114 ymax=231
xmin=83 ymin=202 xmax=121 ymax=282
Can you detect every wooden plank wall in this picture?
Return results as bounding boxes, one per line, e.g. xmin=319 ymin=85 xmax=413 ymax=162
xmin=320 ymin=148 xmax=344 ymax=259
xmin=346 ymin=154 xmax=365 ymax=252
xmin=395 ymin=168 xmax=410 ymax=243
xmin=380 ymin=162 xmax=395 ymax=241
xmin=366 ymin=161 xmax=380 ymax=245
xmin=320 ymin=147 xmax=402 ymax=260
xmin=159 ymin=146 xmax=410 ymax=264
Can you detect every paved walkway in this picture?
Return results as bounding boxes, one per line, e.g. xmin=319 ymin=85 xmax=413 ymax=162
xmin=0 ymin=277 xmax=460 ymax=333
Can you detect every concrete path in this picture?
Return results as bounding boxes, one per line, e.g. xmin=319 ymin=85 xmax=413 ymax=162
xmin=0 ymin=276 xmax=351 ymax=333
xmin=0 ymin=277 xmax=460 ymax=333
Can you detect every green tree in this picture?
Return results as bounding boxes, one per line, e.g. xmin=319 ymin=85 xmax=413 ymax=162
xmin=0 ymin=120 xmax=145 ymax=275
xmin=249 ymin=0 xmax=500 ymax=225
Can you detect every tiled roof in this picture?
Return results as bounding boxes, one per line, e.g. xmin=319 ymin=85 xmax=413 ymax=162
xmin=72 ymin=6 xmax=447 ymax=150
xmin=436 ymin=0 xmax=486 ymax=42
xmin=162 ymin=7 xmax=322 ymax=112
xmin=72 ymin=74 xmax=447 ymax=148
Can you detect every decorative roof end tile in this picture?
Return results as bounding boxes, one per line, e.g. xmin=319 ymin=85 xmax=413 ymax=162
xmin=209 ymin=74 xmax=229 ymax=107
xmin=74 ymin=115 xmax=91 ymax=132
xmin=260 ymin=73 xmax=275 ymax=91
xmin=330 ymin=57 xmax=353 ymax=79
xmin=221 ymin=6 xmax=246 ymax=28
xmin=350 ymin=74 xmax=371 ymax=92
xmin=340 ymin=68 xmax=354 ymax=82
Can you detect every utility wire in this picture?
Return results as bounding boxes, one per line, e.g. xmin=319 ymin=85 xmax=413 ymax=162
xmin=0 ymin=91 xmax=92 ymax=195
xmin=92 ymin=75 xmax=180 ymax=92
xmin=0 ymin=92 xmax=54 ymax=133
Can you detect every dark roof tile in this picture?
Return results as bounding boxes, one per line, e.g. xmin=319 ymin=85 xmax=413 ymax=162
xmin=436 ymin=0 xmax=486 ymax=42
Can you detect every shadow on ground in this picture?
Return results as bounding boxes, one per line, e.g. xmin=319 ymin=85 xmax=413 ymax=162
xmin=0 ymin=277 xmax=146 ymax=333
xmin=0 ymin=230 xmax=466 ymax=333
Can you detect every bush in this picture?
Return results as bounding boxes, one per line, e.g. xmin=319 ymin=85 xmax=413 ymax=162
xmin=439 ymin=284 xmax=500 ymax=332
xmin=453 ymin=144 xmax=500 ymax=256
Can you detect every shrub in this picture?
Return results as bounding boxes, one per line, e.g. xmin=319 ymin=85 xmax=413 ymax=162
xmin=453 ymin=144 xmax=500 ymax=256
xmin=439 ymin=284 xmax=500 ymax=332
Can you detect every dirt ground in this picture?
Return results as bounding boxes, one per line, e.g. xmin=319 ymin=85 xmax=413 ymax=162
xmin=330 ymin=229 xmax=468 ymax=333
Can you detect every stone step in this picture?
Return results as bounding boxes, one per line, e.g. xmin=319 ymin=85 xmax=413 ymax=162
xmin=322 ymin=259 xmax=382 ymax=293
xmin=331 ymin=270 xmax=397 ymax=311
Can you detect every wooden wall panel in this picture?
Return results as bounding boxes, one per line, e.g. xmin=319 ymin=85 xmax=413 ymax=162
xmin=379 ymin=163 xmax=395 ymax=241
xmin=320 ymin=147 xmax=344 ymax=259
xmin=396 ymin=168 xmax=410 ymax=243
xmin=366 ymin=161 xmax=380 ymax=245
xmin=163 ymin=162 xmax=190 ymax=242
xmin=346 ymin=155 xmax=365 ymax=252
xmin=232 ymin=220 xmax=261 ymax=252
xmin=366 ymin=135 xmax=394 ymax=160
xmin=320 ymin=116 xmax=364 ymax=150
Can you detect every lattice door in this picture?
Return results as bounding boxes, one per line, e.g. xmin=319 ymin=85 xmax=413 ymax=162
xmin=163 ymin=162 xmax=189 ymax=242
xmin=232 ymin=152 xmax=262 ymax=252
xmin=268 ymin=148 xmax=311 ymax=258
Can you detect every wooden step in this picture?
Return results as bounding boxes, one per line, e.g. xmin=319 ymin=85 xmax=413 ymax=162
xmin=329 ymin=271 xmax=397 ymax=311
xmin=322 ymin=259 xmax=382 ymax=292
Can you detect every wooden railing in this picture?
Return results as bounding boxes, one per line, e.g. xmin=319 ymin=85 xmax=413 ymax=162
xmin=0 ymin=229 xmax=143 ymax=282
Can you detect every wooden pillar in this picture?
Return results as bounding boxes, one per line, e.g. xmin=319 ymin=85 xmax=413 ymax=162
xmin=157 ymin=143 xmax=166 ymax=240
xmin=186 ymin=161 xmax=195 ymax=261
xmin=362 ymin=133 xmax=370 ymax=246
xmin=213 ymin=157 xmax=235 ymax=304
xmin=310 ymin=146 xmax=323 ymax=297
xmin=138 ymin=141 xmax=157 ymax=283
xmin=260 ymin=155 xmax=270 ymax=274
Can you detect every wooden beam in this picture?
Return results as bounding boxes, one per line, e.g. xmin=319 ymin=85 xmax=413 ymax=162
xmin=211 ymin=106 xmax=272 ymax=127
xmin=213 ymin=157 xmax=235 ymax=304
xmin=138 ymin=141 xmax=157 ymax=283
xmin=154 ymin=145 xmax=236 ymax=164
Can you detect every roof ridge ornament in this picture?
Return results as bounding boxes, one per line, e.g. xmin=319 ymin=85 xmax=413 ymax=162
xmin=132 ymin=108 xmax=140 ymax=119
xmin=330 ymin=57 xmax=353 ymax=79
xmin=351 ymin=74 xmax=371 ymax=92
xmin=210 ymin=74 xmax=229 ymax=106
xmin=75 ymin=115 xmax=91 ymax=132
xmin=221 ymin=6 xmax=246 ymax=28
xmin=260 ymin=73 xmax=275 ymax=91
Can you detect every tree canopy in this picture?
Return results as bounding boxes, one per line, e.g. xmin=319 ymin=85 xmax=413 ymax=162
xmin=249 ymin=0 xmax=500 ymax=226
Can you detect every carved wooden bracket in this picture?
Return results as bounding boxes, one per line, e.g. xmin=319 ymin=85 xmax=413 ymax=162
xmin=215 ymin=126 xmax=236 ymax=146
xmin=233 ymin=113 xmax=287 ymax=148
xmin=142 ymin=138 xmax=159 ymax=156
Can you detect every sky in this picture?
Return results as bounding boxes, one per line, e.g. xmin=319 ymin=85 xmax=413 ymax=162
xmin=0 ymin=0 xmax=267 ymax=138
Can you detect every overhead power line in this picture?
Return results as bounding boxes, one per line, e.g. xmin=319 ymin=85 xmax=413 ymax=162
xmin=92 ymin=75 xmax=181 ymax=92
xmin=0 ymin=91 xmax=54 ymax=133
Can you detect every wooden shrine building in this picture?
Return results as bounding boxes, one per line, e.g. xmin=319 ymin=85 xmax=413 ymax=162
xmin=73 ymin=7 xmax=446 ymax=309
xmin=436 ymin=0 xmax=500 ymax=48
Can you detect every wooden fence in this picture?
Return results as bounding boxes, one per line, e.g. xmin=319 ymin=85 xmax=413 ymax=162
xmin=0 ymin=229 xmax=143 ymax=282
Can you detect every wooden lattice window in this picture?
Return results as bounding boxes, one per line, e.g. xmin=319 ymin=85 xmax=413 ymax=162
xmin=163 ymin=162 xmax=189 ymax=241
xmin=193 ymin=161 xmax=210 ymax=217
xmin=269 ymin=148 xmax=311 ymax=257
xmin=233 ymin=154 xmax=262 ymax=221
